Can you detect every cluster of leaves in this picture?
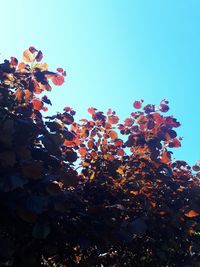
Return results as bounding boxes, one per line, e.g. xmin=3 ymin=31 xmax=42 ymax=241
xmin=0 ymin=48 xmax=199 ymax=267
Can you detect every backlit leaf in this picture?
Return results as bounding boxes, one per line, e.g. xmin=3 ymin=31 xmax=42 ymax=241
xmin=109 ymin=130 xmax=118 ymax=140
xmin=51 ymin=74 xmax=64 ymax=86
xmin=185 ymin=210 xmax=199 ymax=218
xmin=23 ymin=48 xmax=35 ymax=62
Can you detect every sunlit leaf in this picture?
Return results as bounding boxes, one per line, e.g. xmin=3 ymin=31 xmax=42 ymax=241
xmin=185 ymin=210 xmax=199 ymax=218
xmin=108 ymin=115 xmax=119 ymax=124
xmin=32 ymin=98 xmax=43 ymax=110
xmin=109 ymin=130 xmax=118 ymax=140
xmin=23 ymin=48 xmax=35 ymax=62
xmin=51 ymin=74 xmax=64 ymax=86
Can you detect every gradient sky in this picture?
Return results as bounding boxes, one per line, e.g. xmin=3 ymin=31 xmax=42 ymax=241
xmin=1 ymin=0 xmax=199 ymax=165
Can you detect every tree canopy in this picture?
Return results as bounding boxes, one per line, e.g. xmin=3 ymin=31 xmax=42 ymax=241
xmin=0 ymin=47 xmax=199 ymax=267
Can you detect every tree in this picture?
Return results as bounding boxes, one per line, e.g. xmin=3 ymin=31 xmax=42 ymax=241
xmin=0 ymin=47 xmax=199 ymax=267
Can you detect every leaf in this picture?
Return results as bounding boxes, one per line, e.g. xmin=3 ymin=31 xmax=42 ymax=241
xmin=42 ymin=95 xmax=52 ymax=105
xmin=32 ymin=98 xmax=43 ymax=110
xmin=117 ymin=166 xmax=124 ymax=174
xmin=133 ymin=100 xmax=142 ymax=109
xmin=23 ymin=48 xmax=35 ymax=63
xmin=160 ymin=104 xmax=169 ymax=112
xmin=108 ymin=115 xmax=119 ymax=124
xmin=87 ymin=140 xmax=94 ymax=149
xmin=35 ymin=50 xmax=43 ymax=62
xmin=24 ymin=89 xmax=33 ymax=101
xmin=10 ymin=56 xmax=18 ymax=66
xmin=161 ymin=150 xmax=171 ymax=163
xmin=192 ymin=164 xmax=200 ymax=172
xmin=185 ymin=210 xmax=199 ymax=218
xmin=61 ymin=113 xmax=74 ymax=125
xmin=117 ymin=149 xmax=124 ymax=156
xmin=78 ymin=147 xmax=87 ymax=157
xmin=88 ymin=107 xmax=96 ymax=115
xmin=109 ymin=130 xmax=118 ymax=140
xmin=124 ymin=118 xmax=133 ymax=126
xmin=90 ymin=171 xmax=95 ymax=181
xmin=17 ymin=62 xmax=26 ymax=71
xmin=51 ymin=74 xmax=64 ymax=86
xmin=114 ymin=139 xmax=123 ymax=147
xmin=34 ymin=62 xmax=49 ymax=71
xmin=57 ymin=67 xmax=63 ymax=72
xmin=14 ymin=89 xmax=25 ymax=102
xmin=29 ymin=46 xmax=37 ymax=53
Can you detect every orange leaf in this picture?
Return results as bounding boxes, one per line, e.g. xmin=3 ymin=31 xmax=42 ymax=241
xmin=78 ymin=147 xmax=87 ymax=157
xmin=24 ymin=89 xmax=33 ymax=101
xmin=17 ymin=62 xmax=27 ymax=71
xmin=109 ymin=130 xmax=118 ymax=140
xmin=23 ymin=49 xmax=35 ymax=63
xmin=32 ymin=98 xmax=43 ymax=110
xmin=161 ymin=150 xmax=170 ymax=163
xmin=185 ymin=210 xmax=199 ymax=218
xmin=14 ymin=89 xmax=24 ymax=102
xmin=108 ymin=115 xmax=119 ymax=124
xmin=103 ymin=153 xmax=114 ymax=161
xmin=130 ymin=191 xmax=139 ymax=196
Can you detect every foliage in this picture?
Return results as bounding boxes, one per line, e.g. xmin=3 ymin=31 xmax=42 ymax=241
xmin=0 ymin=47 xmax=199 ymax=267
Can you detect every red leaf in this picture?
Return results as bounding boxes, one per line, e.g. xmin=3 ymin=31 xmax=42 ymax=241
xmin=32 ymin=98 xmax=43 ymax=110
xmin=10 ymin=57 xmax=18 ymax=66
xmin=29 ymin=46 xmax=37 ymax=53
xmin=42 ymin=107 xmax=48 ymax=112
xmin=109 ymin=130 xmax=118 ymax=140
xmin=133 ymin=100 xmax=142 ymax=109
xmin=88 ymin=107 xmax=96 ymax=115
xmin=35 ymin=50 xmax=43 ymax=62
xmin=124 ymin=118 xmax=133 ymax=126
xmin=160 ymin=104 xmax=169 ymax=112
xmin=63 ymin=106 xmax=73 ymax=112
xmin=52 ymin=75 xmax=64 ymax=86
xmin=108 ymin=115 xmax=119 ymax=124
xmin=57 ymin=67 xmax=63 ymax=72
xmin=117 ymin=149 xmax=124 ymax=156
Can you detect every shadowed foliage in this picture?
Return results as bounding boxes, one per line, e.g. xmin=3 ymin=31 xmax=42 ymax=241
xmin=0 ymin=48 xmax=199 ymax=267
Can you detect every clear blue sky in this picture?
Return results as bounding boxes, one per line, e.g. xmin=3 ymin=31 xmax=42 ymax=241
xmin=1 ymin=0 xmax=199 ymax=165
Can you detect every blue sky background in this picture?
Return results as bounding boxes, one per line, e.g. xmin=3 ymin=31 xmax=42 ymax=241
xmin=1 ymin=0 xmax=199 ymax=165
